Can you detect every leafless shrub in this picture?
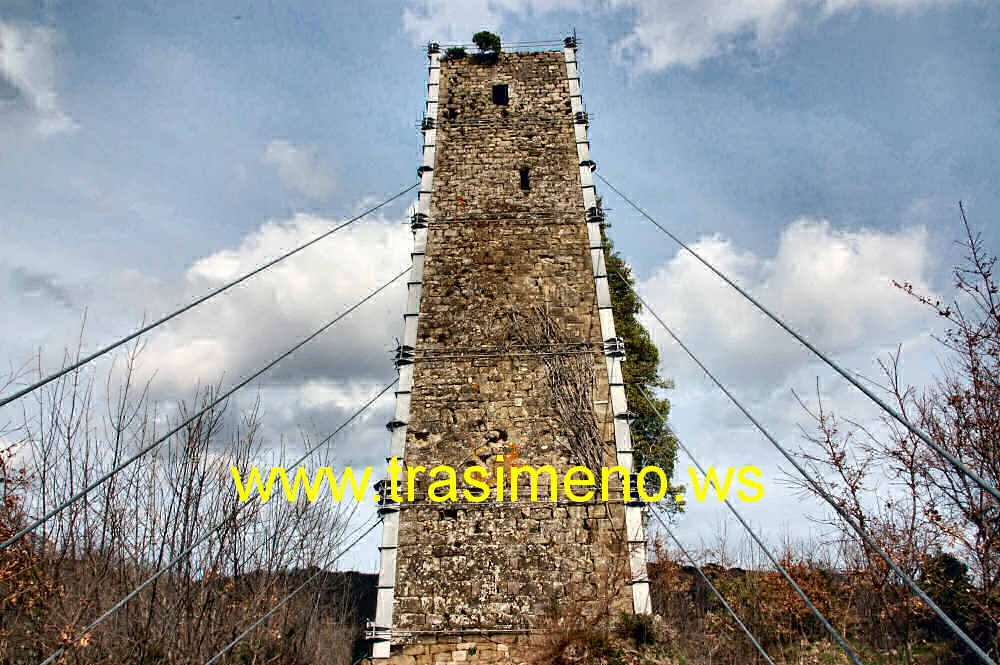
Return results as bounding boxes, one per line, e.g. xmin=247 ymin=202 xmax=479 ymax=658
xmin=788 ymin=204 xmax=1000 ymax=663
xmin=0 ymin=338 xmax=360 ymax=664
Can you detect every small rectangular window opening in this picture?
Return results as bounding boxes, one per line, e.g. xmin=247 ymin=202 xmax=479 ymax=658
xmin=519 ymin=167 xmax=530 ymax=191
xmin=492 ymin=83 xmax=509 ymax=105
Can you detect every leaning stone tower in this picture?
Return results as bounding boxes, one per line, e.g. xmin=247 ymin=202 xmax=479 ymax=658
xmin=371 ymin=38 xmax=650 ymax=664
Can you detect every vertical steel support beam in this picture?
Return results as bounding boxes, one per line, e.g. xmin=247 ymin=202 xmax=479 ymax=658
xmin=371 ymin=45 xmax=441 ymax=661
xmin=564 ymin=42 xmax=651 ymax=615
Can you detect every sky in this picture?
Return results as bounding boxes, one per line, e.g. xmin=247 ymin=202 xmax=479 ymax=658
xmin=2 ymin=0 xmax=999 ymax=574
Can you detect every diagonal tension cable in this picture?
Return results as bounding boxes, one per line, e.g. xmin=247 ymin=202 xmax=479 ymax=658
xmin=1 ymin=267 xmax=409 ymax=552
xmin=624 ymin=274 xmax=997 ymax=665
xmin=38 ymin=378 xmax=397 ymax=665
xmin=648 ymin=508 xmax=777 ymax=665
xmin=597 ymin=173 xmax=1000 ymax=504
xmin=633 ymin=388 xmax=864 ymax=664
xmin=203 ymin=516 xmax=383 ymax=665
xmin=0 ymin=183 xmax=417 ymax=410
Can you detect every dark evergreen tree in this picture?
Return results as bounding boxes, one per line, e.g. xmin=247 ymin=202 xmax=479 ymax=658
xmin=600 ymin=204 xmax=679 ymax=497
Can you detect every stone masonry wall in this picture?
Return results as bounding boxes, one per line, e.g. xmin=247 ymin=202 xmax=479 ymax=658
xmin=384 ymin=50 xmax=634 ymax=663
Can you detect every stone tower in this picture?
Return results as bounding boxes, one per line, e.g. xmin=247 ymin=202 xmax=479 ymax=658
xmin=371 ymin=38 xmax=650 ymax=664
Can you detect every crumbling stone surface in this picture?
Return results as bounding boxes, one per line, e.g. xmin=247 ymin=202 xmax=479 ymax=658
xmin=387 ymin=50 xmax=632 ymax=660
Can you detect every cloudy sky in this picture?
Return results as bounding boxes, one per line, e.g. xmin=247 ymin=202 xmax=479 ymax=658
xmin=2 ymin=0 xmax=998 ymax=571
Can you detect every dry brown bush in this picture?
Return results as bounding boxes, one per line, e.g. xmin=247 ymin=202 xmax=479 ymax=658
xmin=0 ymin=341 xmax=363 ymax=664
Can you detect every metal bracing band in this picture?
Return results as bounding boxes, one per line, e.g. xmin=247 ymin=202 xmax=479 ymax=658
xmin=603 ymin=337 xmax=626 ymax=357
xmin=385 ymin=418 xmax=407 ymax=431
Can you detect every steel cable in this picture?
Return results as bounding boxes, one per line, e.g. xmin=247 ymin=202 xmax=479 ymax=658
xmin=2 ymin=266 xmax=409 ymax=551
xmin=622 ymin=273 xmax=996 ymax=665
xmin=597 ymin=173 xmax=1000 ymax=503
xmin=648 ymin=508 xmax=777 ymax=665
xmin=37 ymin=379 xmax=397 ymax=665
xmin=0 ymin=183 xmax=417 ymax=409
xmin=202 ymin=516 xmax=383 ymax=665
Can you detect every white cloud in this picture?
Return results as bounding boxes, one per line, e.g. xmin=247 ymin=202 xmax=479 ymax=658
xmin=401 ymin=0 xmax=576 ymax=44
xmin=639 ymin=218 xmax=936 ymax=391
xmin=263 ymin=140 xmax=337 ymax=199
xmin=135 ymin=212 xmax=410 ymax=543
xmin=399 ymin=0 xmax=960 ymax=70
xmin=299 ymin=379 xmax=385 ymax=411
xmin=636 ymin=218 xmax=942 ymax=551
xmin=0 ymin=18 xmax=76 ymax=136
xmin=611 ymin=0 xmax=802 ymax=69
xmin=610 ymin=0 xmax=957 ymax=70
xmin=140 ymin=212 xmax=411 ymax=396
xmin=0 ymin=205 xmax=411 ymax=482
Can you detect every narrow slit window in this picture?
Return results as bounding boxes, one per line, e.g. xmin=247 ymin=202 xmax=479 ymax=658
xmin=519 ymin=167 xmax=530 ymax=190
xmin=492 ymin=83 xmax=509 ymax=105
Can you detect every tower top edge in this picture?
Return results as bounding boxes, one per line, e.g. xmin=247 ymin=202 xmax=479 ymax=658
xmin=426 ymin=35 xmax=578 ymax=55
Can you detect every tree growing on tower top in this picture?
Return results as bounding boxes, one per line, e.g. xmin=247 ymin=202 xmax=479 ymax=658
xmin=472 ymin=31 xmax=501 ymax=55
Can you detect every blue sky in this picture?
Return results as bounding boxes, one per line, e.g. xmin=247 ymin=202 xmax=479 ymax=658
xmin=2 ymin=0 xmax=999 ymax=570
